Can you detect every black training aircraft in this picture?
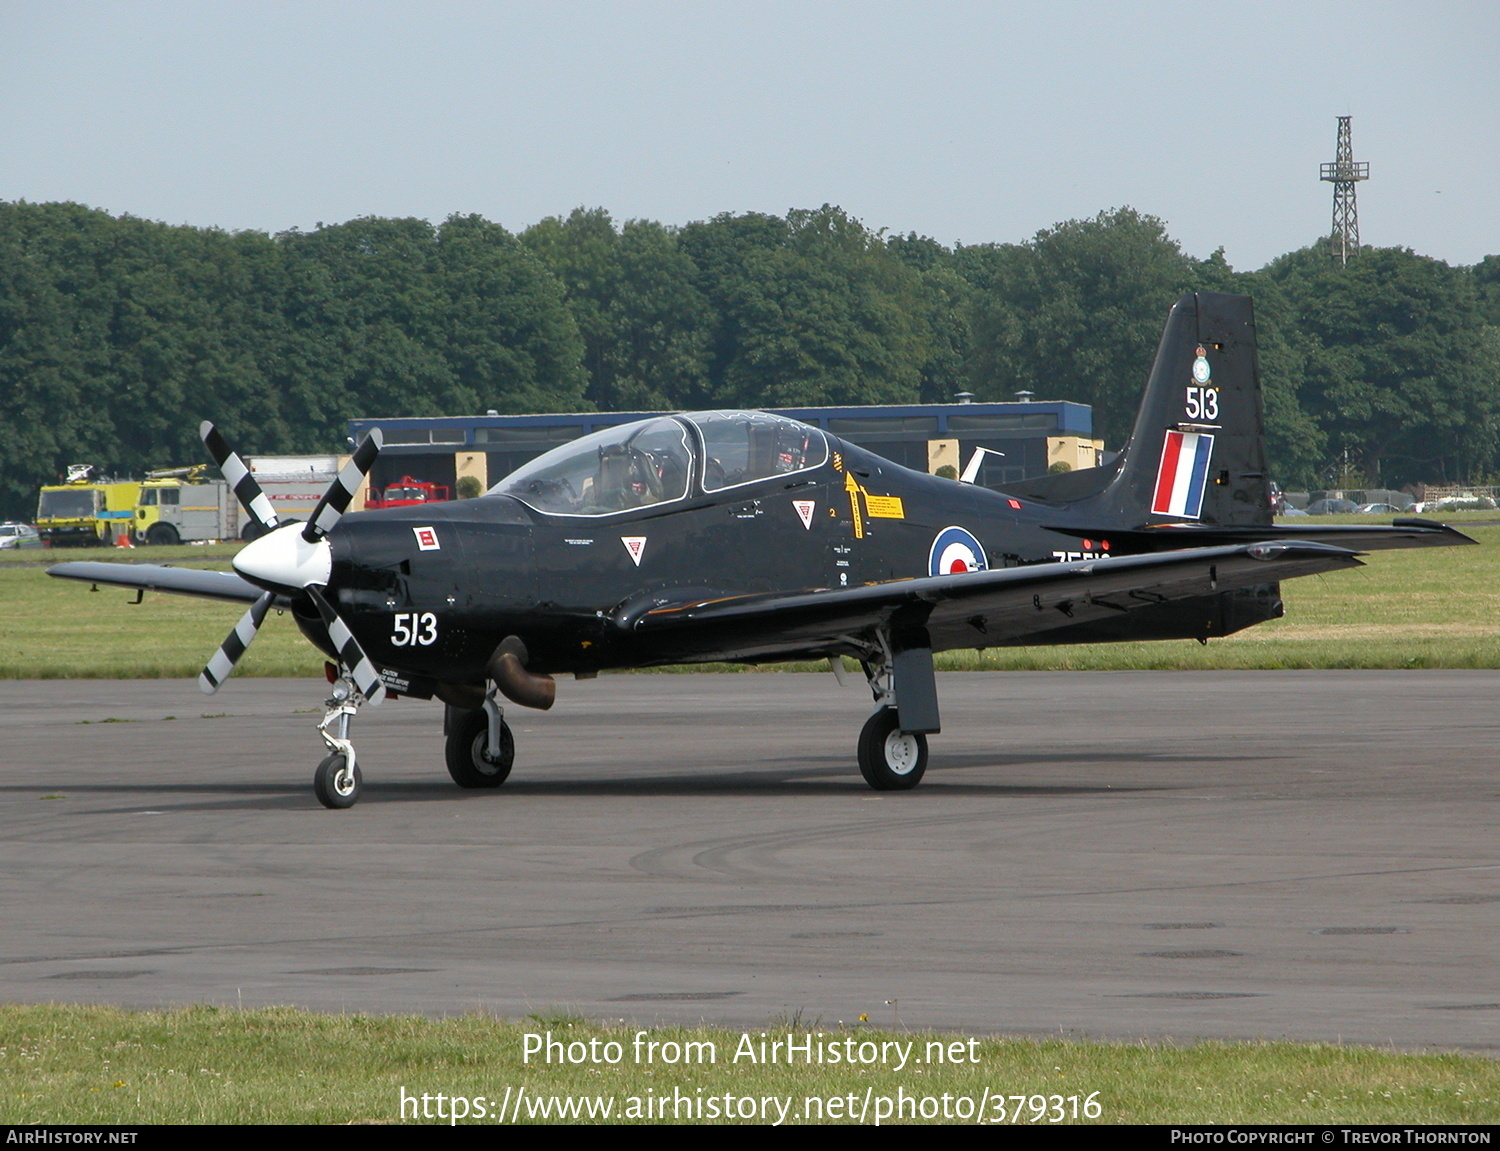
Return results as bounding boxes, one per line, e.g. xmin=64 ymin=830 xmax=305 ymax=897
xmin=50 ymin=292 xmax=1472 ymax=807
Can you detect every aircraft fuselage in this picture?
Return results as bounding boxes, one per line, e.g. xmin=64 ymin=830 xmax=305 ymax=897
xmin=321 ymin=435 xmax=1278 ymax=696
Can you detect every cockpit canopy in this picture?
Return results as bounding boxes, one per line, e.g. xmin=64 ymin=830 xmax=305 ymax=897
xmin=492 ymin=411 xmax=829 ymax=517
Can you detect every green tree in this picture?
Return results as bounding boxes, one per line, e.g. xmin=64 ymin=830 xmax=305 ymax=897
xmin=964 ymin=207 xmax=1201 ymax=445
xmin=0 ymin=203 xmax=291 ymax=512
xmin=1474 ymin=254 xmax=1500 ymax=326
xmin=275 ymin=214 xmax=587 ymax=440
xmin=679 ymin=206 xmax=932 ymax=408
xmin=1266 ymin=244 xmax=1496 ymax=486
xmin=0 ymin=203 xmax=115 ymax=515
xmin=522 ymin=208 xmax=712 ymax=411
xmin=886 ymin=233 xmax=974 ymax=402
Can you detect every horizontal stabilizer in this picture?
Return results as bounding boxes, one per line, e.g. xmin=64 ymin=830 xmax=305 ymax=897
xmin=1044 ymin=517 xmax=1475 ymax=553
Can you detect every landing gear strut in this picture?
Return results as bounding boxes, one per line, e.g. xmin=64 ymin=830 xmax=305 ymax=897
xmin=854 ymin=629 xmax=938 ymax=791
xmin=313 ymin=672 xmax=370 ymax=808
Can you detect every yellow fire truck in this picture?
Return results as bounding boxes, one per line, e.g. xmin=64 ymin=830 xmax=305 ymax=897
xmin=37 ymin=457 xmax=345 ymax=546
xmin=34 ymin=465 xmax=141 ymax=547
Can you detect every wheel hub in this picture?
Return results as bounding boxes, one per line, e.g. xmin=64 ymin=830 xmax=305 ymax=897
xmin=884 ymin=730 xmax=921 ymax=775
xmin=473 ymin=735 xmax=504 ymax=774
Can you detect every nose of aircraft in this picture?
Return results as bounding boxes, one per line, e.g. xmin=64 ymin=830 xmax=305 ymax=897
xmin=234 ymin=522 xmax=333 ymax=591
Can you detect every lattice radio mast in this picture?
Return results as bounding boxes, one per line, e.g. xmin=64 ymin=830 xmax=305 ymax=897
xmin=1320 ymin=116 xmax=1369 ymax=265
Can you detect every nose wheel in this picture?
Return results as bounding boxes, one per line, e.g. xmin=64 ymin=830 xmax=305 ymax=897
xmin=314 ymin=752 xmax=362 ymax=808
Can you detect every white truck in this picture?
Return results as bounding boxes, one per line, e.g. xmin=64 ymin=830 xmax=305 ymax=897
xmin=132 ymin=456 xmax=345 ymax=544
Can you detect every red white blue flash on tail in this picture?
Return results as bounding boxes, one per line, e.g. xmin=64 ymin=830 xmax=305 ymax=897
xmin=1151 ymin=430 xmax=1215 ymax=519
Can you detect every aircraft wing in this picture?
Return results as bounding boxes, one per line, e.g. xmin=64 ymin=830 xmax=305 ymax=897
xmin=47 ymin=561 xmax=277 ymax=605
xmin=621 ymin=540 xmax=1362 ymax=663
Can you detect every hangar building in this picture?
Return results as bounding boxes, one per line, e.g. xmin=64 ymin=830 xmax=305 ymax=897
xmin=348 ymin=400 xmax=1100 ymax=501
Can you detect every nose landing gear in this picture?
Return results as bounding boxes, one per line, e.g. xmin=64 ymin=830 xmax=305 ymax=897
xmin=313 ymin=672 xmax=372 ymax=808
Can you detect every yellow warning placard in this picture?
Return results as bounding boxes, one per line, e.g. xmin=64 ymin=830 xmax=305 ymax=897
xmin=864 ymin=494 xmax=905 ymax=519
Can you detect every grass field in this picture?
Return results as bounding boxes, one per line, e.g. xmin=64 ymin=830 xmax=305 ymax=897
xmin=0 ymin=544 xmax=321 ymax=679
xmin=2 ymin=522 xmax=1493 ymax=679
xmin=1 ymin=1005 xmax=1495 ymax=1125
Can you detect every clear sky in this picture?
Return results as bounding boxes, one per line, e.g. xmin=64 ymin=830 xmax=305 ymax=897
xmin=2 ymin=0 xmax=1494 ymax=271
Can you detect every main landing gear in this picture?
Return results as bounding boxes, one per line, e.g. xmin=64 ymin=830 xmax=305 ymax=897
xmin=854 ymin=633 xmax=939 ymax=791
xmin=858 ymin=707 xmax=928 ymax=790
xmin=445 ymin=691 xmax=514 ymax=788
xmin=313 ymin=672 xmax=370 ymax=809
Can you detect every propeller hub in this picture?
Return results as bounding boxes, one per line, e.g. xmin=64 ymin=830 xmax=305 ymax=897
xmin=234 ymin=523 xmax=332 ymax=591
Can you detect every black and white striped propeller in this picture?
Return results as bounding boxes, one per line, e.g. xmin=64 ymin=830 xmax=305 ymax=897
xmin=200 ymin=421 xmax=280 ymax=536
xmin=197 ymin=423 xmax=385 ymax=703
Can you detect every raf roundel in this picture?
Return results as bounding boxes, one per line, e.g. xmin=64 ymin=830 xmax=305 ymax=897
xmin=928 ymin=526 xmax=988 ymax=576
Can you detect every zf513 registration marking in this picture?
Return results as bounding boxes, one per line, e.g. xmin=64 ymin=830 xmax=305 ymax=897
xmin=391 ymin=611 xmax=437 ymax=646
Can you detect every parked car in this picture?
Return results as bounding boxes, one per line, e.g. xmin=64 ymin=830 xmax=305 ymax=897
xmin=1357 ymin=503 xmax=1403 ymax=514
xmin=0 ymin=522 xmax=42 ymax=549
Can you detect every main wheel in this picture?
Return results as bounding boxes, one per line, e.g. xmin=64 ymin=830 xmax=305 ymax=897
xmin=857 ymin=707 xmax=928 ymax=791
xmin=445 ymin=709 xmax=514 ymax=788
xmin=144 ymin=522 xmax=179 ymax=546
xmin=314 ymin=752 xmax=362 ymax=808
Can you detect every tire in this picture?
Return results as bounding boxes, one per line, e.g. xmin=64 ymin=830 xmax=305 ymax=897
xmin=445 ymin=708 xmax=514 ymax=788
xmin=857 ymin=707 xmax=928 ymax=791
xmin=144 ymin=523 xmax=179 ymax=546
xmin=314 ymin=752 xmax=362 ymax=809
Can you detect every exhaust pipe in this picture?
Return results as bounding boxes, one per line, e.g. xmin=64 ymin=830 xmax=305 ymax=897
xmin=486 ymin=635 xmax=556 ymax=711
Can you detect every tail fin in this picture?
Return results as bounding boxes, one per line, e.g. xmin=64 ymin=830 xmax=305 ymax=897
xmin=998 ymin=292 xmax=1273 ymax=528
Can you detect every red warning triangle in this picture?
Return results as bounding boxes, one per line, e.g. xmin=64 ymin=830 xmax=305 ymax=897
xmin=792 ymin=500 xmax=815 ymax=530
xmin=621 ymin=536 xmax=647 ymax=566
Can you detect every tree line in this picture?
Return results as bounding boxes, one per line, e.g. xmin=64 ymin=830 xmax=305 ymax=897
xmin=1 ymin=199 xmax=1496 ymax=518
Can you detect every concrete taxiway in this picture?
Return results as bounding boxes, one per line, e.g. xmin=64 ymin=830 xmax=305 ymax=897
xmin=0 ymin=671 xmax=1495 ymax=1051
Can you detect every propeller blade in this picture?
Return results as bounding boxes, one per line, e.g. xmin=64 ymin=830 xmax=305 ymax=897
xmin=200 ymin=421 xmax=279 ymax=533
xmin=198 ymin=591 xmax=273 ymax=695
xmin=304 ymin=429 xmax=382 ymax=542
xmin=307 ymin=585 xmax=385 ymax=704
